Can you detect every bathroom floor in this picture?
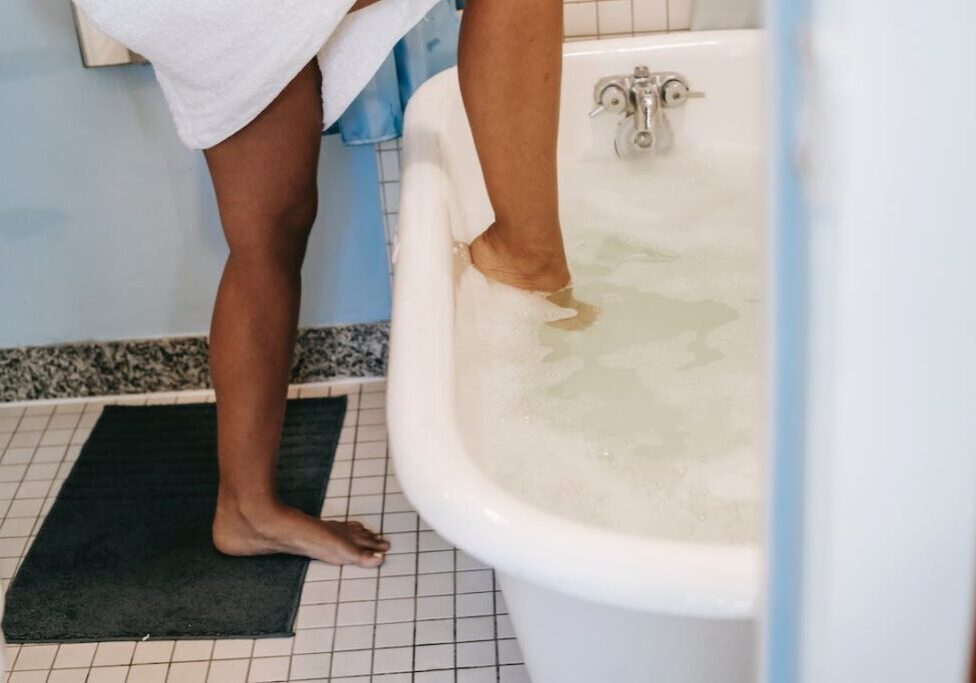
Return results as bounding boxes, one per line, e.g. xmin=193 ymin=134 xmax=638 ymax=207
xmin=0 ymin=379 xmax=529 ymax=683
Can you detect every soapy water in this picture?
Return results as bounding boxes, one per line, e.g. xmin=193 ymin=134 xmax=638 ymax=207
xmin=454 ymin=149 xmax=764 ymax=544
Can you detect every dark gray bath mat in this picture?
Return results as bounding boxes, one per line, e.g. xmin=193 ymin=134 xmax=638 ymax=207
xmin=2 ymin=397 xmax=345 ymax=643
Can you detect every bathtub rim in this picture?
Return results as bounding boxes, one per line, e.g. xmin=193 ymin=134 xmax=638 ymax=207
xmin=388 ymin=29 xmax=763 ymax=619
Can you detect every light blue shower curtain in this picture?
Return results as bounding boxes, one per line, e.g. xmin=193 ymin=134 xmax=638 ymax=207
xmin=325 ymin=0 xmax=460 ymax=145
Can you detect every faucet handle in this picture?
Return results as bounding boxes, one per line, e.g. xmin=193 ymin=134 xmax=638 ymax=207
xmin=661 ymin=79 xmax=705 ymax=107
xmin=591 ymin=82 xmax=630 ymax=118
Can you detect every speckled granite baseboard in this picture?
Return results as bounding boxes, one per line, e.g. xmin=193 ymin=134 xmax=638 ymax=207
xmin=0 ymin=323 xmax=388 ymax=402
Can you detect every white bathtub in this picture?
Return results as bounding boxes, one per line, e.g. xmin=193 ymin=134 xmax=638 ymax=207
xmin=388 ymin=30 xmax=763 ymax=683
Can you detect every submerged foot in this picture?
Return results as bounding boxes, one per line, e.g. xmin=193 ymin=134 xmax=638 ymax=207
xmin=469 ymin=223 xmax=571 ymax=292
xmin=546 ymin=287 xmax=599 ymax=331
xmin=212 ymin=500 xmax=389 ymax=568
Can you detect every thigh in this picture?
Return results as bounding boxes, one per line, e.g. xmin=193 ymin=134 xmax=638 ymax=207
xmin=203 ymin=60 xmax=323 ymax=258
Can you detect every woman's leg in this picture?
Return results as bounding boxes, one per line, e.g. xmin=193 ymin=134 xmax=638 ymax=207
xmin=204 ymin=61 xmax=388 ymax=568
xmin=460 ymin=0 xmax=571 ymax=292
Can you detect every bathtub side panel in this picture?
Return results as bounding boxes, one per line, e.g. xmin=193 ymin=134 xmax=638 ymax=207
xmin=498 ymin=572 xmax=755 ymax=683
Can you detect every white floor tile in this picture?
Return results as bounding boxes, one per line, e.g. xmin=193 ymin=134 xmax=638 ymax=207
xmin=250 ymin=638 xmax=292 ymax=658
xmin=89 ymin=666 xmax=131 ymax=683
xmin=458 ymin=616 xmax=495 ymax=642
xmin=245 ymin=655 xmax=289 ymax=682
xmin=132 ymin=641 xmax=174 ymax=665
xmin=126 ymin=662 xmax=169 ymax=683
xmin=171 ymin=640 xmax=213 ymax=663
xmin=417 ymin=572 xmax=454 ymax=597
xmin=338 ymin=577 xmax=378 ymax=603
xmin=14 ymin=644 xmax=59 ymax=670
xmin=206 ymin=658 xmax=249 ymax=683
xmin=211 ymin=641 xmax=253 ymax=661
xmin=9 ymin=671 xmax=52 ymax=683
xmin=373 ymin=622 xmax=414 ymax=649
xmin=329 ymin=649 xmax=372 ymax=678
xmin=291 ymin=628 xmax=333 ymax=655
xmin=48 ymin=668 xmax=90 ymax=683
xmin=52 ymin=642 xmax=97 ymax=668
xmin=333 ymin=625 xmax=373 ymax=652
xmin=371 ymin=646 xmax=412 ymax=675
xmin=93 ymin=642 xmax=136 ymax=667
xmin=288 ymin=652 xmax=332 ymax=680
xmin=498 ymin=638 xmax=524 ymax=665
xmin=296 ymin=603 xmax=337 ymax=630
xmin=300 ymin=580 xmax=338 ymax=605
xmin=413 ymin=643 xmax=454 ymax=671
xmin=499 ymin=664 xmax=531 ymax=683
xmin=166 ymin=661 xmax=209 ymax=683
xmin=414 ymin=619 xmax=453 ymax=646
xmin=458 ymin=667 xmax=497 ymax=683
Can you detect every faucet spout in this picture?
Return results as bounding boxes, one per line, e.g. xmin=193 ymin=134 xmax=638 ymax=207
xmin=633 ymin=88 xmax=658 ymax=149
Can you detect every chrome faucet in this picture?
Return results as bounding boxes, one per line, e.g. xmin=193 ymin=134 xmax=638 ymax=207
xmin=590 ymin=66 xmax=704 ymax=155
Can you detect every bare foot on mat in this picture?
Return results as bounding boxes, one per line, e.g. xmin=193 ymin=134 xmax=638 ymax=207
xmin=212 ymin=501 xmax=389 ymax=568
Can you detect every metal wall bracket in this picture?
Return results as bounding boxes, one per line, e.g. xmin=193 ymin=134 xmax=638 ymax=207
xmin=71 ymin=4 xmax=147 ymax=68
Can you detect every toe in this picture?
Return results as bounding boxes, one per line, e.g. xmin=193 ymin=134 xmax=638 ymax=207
xmin=350 ymin=546 xmax=385 ymax=568
xmin=350 ymin=526 xmax=390 ymax=551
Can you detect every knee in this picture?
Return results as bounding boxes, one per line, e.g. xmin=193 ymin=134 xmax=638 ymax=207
xmin=228 ymin=186 xmax=319 ymax=270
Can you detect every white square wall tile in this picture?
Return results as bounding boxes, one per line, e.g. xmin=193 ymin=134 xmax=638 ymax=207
xmin=564 ymin=1 xmax=598 ymax=37
xmin=668 ymin=0 xmax=693 ymax=29
xmin=598 ymin=0 xmax=634 ymax=34
xmin=634 ymin=0 xmax=668 ymax=31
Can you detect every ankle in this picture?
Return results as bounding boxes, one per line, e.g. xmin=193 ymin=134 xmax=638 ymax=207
xmin=482 ymin=221 xmax=566 ymax=263
xmin=215 ymin=491 xmax=281 ymax=524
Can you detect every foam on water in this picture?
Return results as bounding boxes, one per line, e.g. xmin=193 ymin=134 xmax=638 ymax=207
xmin=454 ymin=150 xmax=764 ymax=544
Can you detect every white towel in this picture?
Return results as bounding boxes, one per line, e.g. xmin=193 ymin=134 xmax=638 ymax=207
xmin=73 ymin=0 xmax=440 ymax=149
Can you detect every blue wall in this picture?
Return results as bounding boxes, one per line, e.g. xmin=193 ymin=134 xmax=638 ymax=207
xmin=0 ymin=1 xmax=391 ymax=349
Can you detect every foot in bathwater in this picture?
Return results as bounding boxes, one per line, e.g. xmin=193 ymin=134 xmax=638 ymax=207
xmin=469 ymin=223 xmax=571 ymax=293
xmin=467 ymin=225 xmax=598 ymax=329
xmin=546 ymin=287 xmax=599 ymax=331
xmin=212 ymin=500 xmax=390 ymax=568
